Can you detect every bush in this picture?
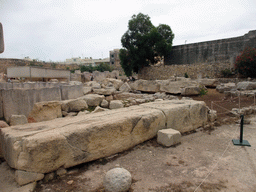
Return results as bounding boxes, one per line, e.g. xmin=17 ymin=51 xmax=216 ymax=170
xmin=235 ymin=47 xmax=256 ymax=78
xmin=80 ymin=63 xmax=113 ymax=73
xmin=221 ymin=68 xmax=233 ymax=77
xmin=199 ymin=87 xmax=208 ymax=96
xmin=184 ymin=72 xmax=189 ymax=78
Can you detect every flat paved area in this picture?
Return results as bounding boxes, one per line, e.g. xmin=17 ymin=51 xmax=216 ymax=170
xmin=1 ymin=116 xmax=256 ymax=192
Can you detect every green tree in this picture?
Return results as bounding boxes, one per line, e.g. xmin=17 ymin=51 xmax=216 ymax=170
xmin=120 ymin=13 xmax=174 ymax=76
xmin=95 ymin=63 xmax=114 ymax=72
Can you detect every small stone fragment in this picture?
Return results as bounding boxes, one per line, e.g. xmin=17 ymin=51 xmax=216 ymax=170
xmin=56 ymin=168 xmax=67 ymax=176
xmin=15 ymin=170 xmax=44 ymax=186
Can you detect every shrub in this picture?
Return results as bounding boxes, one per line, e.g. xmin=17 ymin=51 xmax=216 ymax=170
xmin=235 ymin=47 xmax=256 ymax=78
xmin=221 ymin=68 xmax=233 ymax=77
xmin=199 ymin=87 xmax=208 ymax=96
xmin=80 ymin=63 xmax=113 ymax=73
xmin=184 ymin=72 xmax=189 ymax=78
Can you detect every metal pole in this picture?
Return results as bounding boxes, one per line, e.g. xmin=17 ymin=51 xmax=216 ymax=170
xmin=232 ymin=114 xmax=251 ymax=146
xmin=240 ymin=115 xmax=244 ymax=143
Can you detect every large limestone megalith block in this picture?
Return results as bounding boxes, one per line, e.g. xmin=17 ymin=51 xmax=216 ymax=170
xmin=159 ymin=80 xmax=199 ymax=94
xmin=132 ymin=79 xmax=160 ymax=93
xmin=1 ymin=106 xmax=166 ymax=173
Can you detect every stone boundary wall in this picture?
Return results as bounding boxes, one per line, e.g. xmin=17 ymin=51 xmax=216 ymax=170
xmin=0 ymin=83 xmax=83 ymax=121
xmin=139 ymin=62 xmax=232 ymax=80
xmin=0 ymin=58 xmax=80 ymax=74
xmin=165 ymin=30 xmax=256 ymax=65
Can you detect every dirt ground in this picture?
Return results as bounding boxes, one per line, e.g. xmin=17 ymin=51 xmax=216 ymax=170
xmin=2 ymin=89 xmax=256 ymax=192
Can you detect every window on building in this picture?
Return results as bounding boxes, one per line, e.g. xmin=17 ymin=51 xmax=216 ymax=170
xmin=112 ymin=61 xmax=114 ymax=65
xmin=111 ymin=54 xmax=114 ymax=58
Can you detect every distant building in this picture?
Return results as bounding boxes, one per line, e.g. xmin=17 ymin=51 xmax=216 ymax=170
xmin=109 ymin=49 xmax=120 ymax=68
xmin=24 ymin=56 xmax=33 ymax=61
xmin=63 ymin=57 xmax=110 ymax=66
xmin=65 ymin=57 xmax=83 ymax=64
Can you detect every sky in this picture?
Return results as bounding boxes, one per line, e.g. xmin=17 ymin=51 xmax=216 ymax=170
xmin=0 ymin=0 xmax=256 ymax=62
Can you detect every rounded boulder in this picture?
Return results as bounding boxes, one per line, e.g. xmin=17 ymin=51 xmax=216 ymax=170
xmin=103 ymin=168 xmax=132 ymax=192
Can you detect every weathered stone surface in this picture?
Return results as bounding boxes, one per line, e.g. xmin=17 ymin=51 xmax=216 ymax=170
xmin=237 ymin=81 xmax=256 ymax=90
xmin=61 ymin=98 xmax=88 ymax=112
xmin=14 ymin=182 xmax=37 ymax=192
xmin=2 ymin=87 xmax=61 ymax=122
xmin=15 ymin=170 xmax=44 ymax=185
xmin=135 ymin=99 xmax=146 ymax=104
xmin=83 ymin=87 xmax=92 ymax=95
xmin=181 ymin=86 xmax=201 ymax=96
xmin=0 ymin=120 xmax=9 ymax=128
xmin=198 ymin=78 xmax=219 ymax=88
xmin=65 ymin=112 xmax=77 ymax=117
xmin=105 ymin=95 xmax=114 ymax=102
xmin=159 ymin=80 xmax=199 ymax=94
xmin=77 ymin=111 xmax=90 ymax=116
xmin=119 ymin=82 xmax=131 ymax=93
xmin=103 ymin=168 xmax=132 ymax=192
xmin=28 ymin=101 xmax=62 ymax=123
xmin=61 ymin=84 xmax=84 ymax=100
xmin=44 ymin=172 xmax=55 ymax=182
xmin=109 ymin=100 xmax=124 ymax=109
xmin=93 ymin=88 xmax=116 ymax=95
xmin=10 ymin=115 xmax=28 ymax=126
xmin=0 ymin=100 xmax=207 ymax=175
xmin=0 ymin=121 xmax=9 ymax=158
xmin=1 ymin=105 xmax=166 ymax=173
xmin=49 ymin=79 xmax=59 ymax=83
xmin=84 ymin=81 xmax=101 ymax=89
xmin=100 ymin=99 xmax=109 ymax=108
xmin=131 ymin=79 xmax=160 ymax=93
xmin=80 ymin=94 xmax=104 ymax=107
xmin=140 ymin=100 xmax=208 ymax=133
xmin=56 ymin=168 xmax=67 ymax=176
xmin=157 ymin=129 xmax=181 ymax=147
xmin=91 ymin=106 xmax=109 ymax=113
xmin=216 ymin=83 xmax=236 ymax=93
xmin=101 ymin=78 xmax=124 ymax=90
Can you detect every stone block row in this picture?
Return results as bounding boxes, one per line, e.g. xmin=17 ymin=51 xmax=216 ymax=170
xmin=0 ymin=99 xmax=208 ymax=179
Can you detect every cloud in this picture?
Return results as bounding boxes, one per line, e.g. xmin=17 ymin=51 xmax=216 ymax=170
xmin=0 ymin=0 xmax=255 ymax=61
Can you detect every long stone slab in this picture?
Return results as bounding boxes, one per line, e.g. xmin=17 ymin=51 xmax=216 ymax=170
xmin=0 ymin=100 xmax=208 ymax=174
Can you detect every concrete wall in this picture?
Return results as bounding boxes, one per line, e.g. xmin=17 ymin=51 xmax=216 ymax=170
xmin=165 ymin=30 xmax=256 ymax=65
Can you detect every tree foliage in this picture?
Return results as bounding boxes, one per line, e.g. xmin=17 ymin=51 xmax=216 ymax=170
xmin=120 ymin=13 xmax=174 ymax=76
xmin=79 ymin=63 xmax=113 ymax=73
xmin=235 ymin=47 xmax=256 ymax=78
